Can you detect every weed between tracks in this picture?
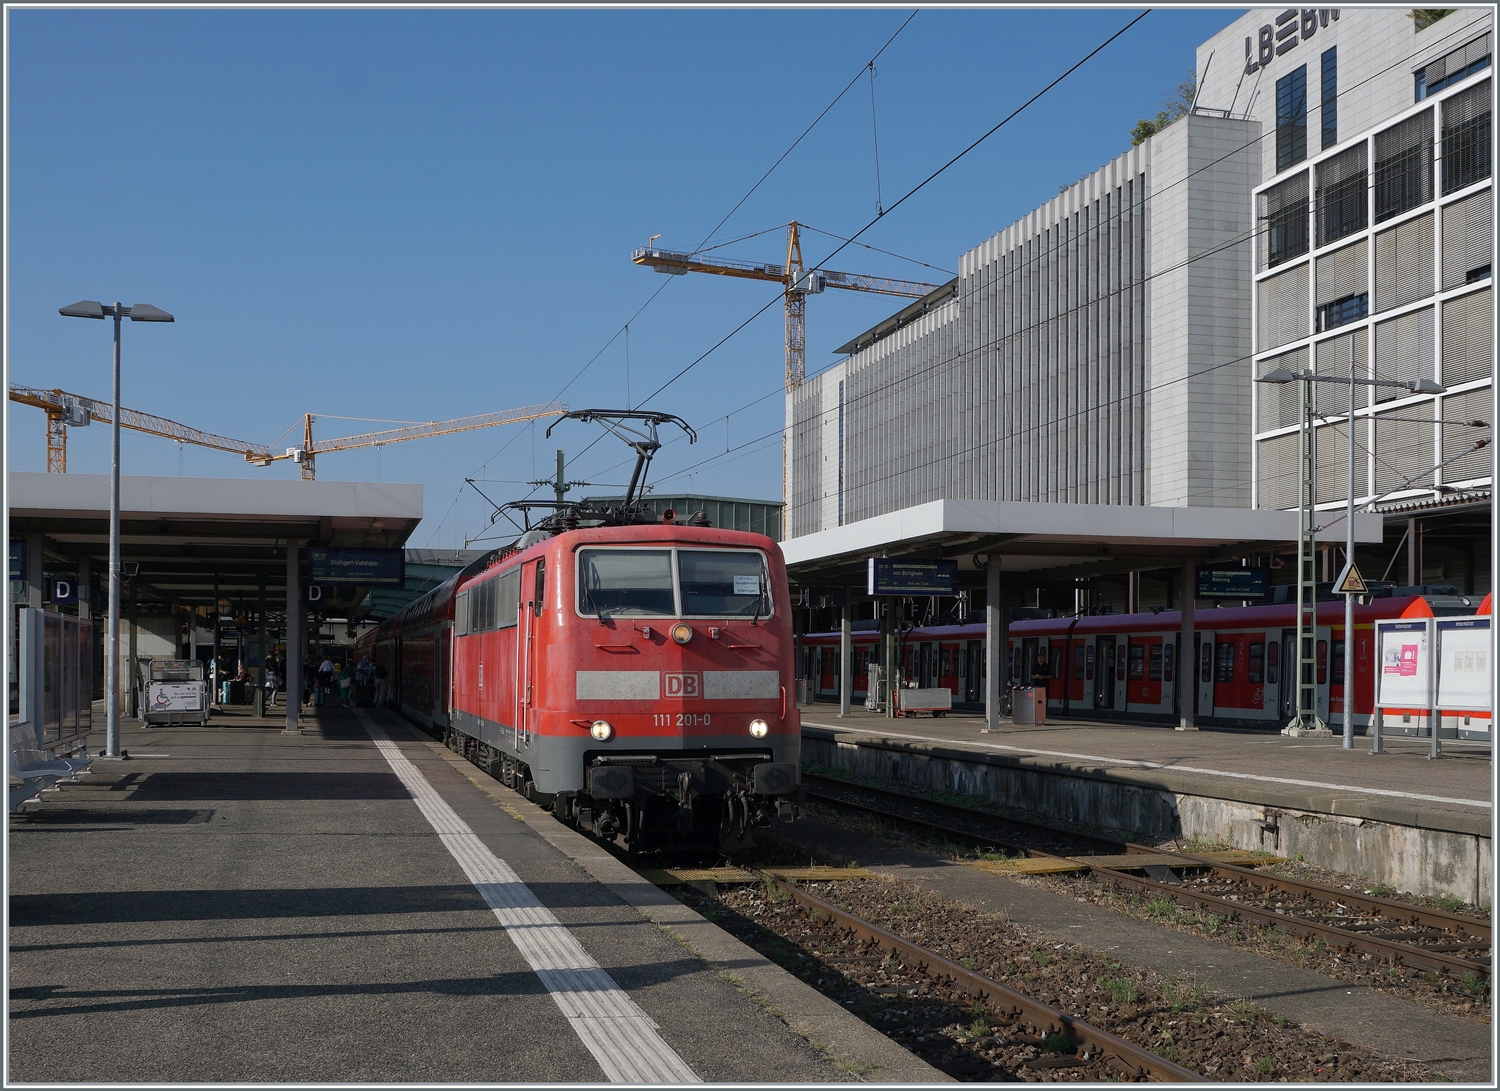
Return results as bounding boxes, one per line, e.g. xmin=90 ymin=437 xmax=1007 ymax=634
xmin=1023 ymin=871 xmax=1492 ymax=1025
xmin=683 ymin=875 xmax=1433 ymax=1082
xmin=804 ymin=788 xmax=1491 ymax=1026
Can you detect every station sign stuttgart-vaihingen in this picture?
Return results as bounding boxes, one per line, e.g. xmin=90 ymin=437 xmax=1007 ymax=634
xmin=308 ymin=547 xmax=406 ymax=587
xmin=868 ymin=558 xmax=959 ymax=597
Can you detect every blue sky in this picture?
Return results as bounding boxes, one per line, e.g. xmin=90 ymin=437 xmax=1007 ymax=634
xmin=7 ymin=6 xmax=1240 ymax=548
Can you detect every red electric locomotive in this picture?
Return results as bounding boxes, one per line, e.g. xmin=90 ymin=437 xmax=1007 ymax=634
xmin=363 ymin=411 xmax=802 ymax=850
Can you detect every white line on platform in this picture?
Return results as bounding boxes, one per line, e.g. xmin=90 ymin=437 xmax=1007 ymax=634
xmin=356 ymin=711 xmax=698 ymax=1084
xmin=803 ymin=721 xmax=1491 ymax=810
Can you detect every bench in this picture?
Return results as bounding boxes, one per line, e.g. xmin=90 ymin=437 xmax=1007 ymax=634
xmin=9 ymin=723 xmax=92 ymax=811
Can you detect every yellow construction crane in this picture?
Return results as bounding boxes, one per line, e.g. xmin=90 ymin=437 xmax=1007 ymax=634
xmin=262 ymin=403 xmax=569 ymax=479
xmin=8 ymin=385 xmax=276 ymax=472
xmin=632 ymin=221 xmax=941 ymax=390
xmin=11 ymin=384 xmax=566 ymax=480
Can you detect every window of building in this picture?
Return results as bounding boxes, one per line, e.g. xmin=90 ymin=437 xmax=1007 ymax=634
xmin=1317 ymin=293 xmax=1369 ymax=332
xmin=1321 ymin=48 xmax=1338 ymax=149
xmin=1262 ymin=171 xmax=1309 ymax=268
xmin=1374 ymin=109 xmax=1434 ymax=222
xmin=1440 ymin=386 xmax=1494 ymax=483
xmin=1416 ymin=32 xmax=1492 ymax=100
xmin=1277 ymin=65 xmax=1309 ymax=171
xmin=1258 ymin=263 xmax=1311 ymax=351
xmin=1442 ymin=190 xmax=1493 ymax=289
xmin=1316 ymin=331 xmax=1370 ymax=409
xmin=1442 ymin=79 xmax=1492 ymax=193
xmin=1257 ymin=432 xmax=1300 ymax=509
xmin=1316 ymin=144 xmax=1368 ymax=247
xmin=1374 ymin=212 xmax=1435 ymax=311
xmin=1373 ymin=306 xmax=1435 ymax=403
xmin=1442 ymin=288 xmax=1493 ymax=385
xmin=1315 ymin=239 xmax=1367 ymax=328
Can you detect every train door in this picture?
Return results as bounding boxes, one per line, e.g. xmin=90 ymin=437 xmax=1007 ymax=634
xmin=963 ymin=641 xmax=982 ymax=703
xmin=1068 ymin=643 xmax=1090 ymax=707
xmin=517 ymin=559 xmax=543 ymax=746
xmin=1196 ymin=632 xmax=1216 ymax=717
xmin=1113 ymin=636 xmax=1129 ymax=709
xmin=1264 ymin=633 xmax=1283 ymax=719
xmin=1094 ymin=637 xmax=1115 ymax=710
xmin=1278 ymin=631 xmax=1297 ymax=719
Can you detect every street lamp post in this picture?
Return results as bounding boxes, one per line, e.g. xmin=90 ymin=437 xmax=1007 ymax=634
xmin=1256 ymin=364 xmax=1445 ymax=748
xmin=59 ymin=300 xmax=174 ymax=758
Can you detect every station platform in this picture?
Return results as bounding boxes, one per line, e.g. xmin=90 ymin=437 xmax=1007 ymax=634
xmin=799 ymin=706 xmax=1492 ymax=904
xmin=8 ymin=705 xmax=937 ymax=1083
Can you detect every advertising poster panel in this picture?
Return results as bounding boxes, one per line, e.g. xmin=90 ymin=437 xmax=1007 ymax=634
xmin=1436 ymin=617 xmax=1492 ymax=712
xmin=1375 ymin=619 xmax=1433 ymax=708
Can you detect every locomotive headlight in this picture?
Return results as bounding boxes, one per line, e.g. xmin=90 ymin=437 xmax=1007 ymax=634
xmin=748 ymin=718 xmax=769 ymax=738
xmin=671 ymin=623 xmax=694 ymax=645
xmin=590 ymin=720 xmax=614 ymax=742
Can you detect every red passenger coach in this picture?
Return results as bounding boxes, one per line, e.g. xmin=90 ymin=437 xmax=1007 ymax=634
xmin=802 ymin=594 xmax=1481 ymax=731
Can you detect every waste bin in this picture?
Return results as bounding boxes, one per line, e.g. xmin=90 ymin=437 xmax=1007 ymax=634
xmin=1012 ymin=686 xmax=1047 ymax=725
xmin=795 ymin=679 xmax=808 ymax=706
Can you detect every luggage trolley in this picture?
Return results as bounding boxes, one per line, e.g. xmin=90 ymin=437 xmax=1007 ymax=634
xmin=140 ymin=659 xmax=210 ymax=726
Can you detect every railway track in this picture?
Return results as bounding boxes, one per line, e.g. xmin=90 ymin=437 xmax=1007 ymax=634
xmin=647 ymin=861 xmax=1434 ymax=1081
xmin=802 ymin=772 xmax=1492 ymax=985
xmin=754 ymin=869 xmax=1202 ymax=1081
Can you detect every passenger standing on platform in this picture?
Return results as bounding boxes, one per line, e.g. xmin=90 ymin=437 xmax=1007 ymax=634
xmin=338 ymin=663 xmax=354 ymax=708
xmin=303 ymin=654 xmax=318 ymax=705
xmin=264 ymin=663 xmax=280 ymax=708
xmin=317 ymin=653 xmax=335 ymax=706
xmin=356 ymin=654 xmax=373 ymax=687
xmin=373 ymin=660 xmax=390 ymax=706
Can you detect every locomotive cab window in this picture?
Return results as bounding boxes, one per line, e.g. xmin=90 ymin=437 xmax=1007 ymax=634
xmin=576 ymin=547 xmax=772 ymax=619
xmin=678 ymin=550 xmax=770 ymax=617
xmin=578 ymin=549 xmax=674 ymax=617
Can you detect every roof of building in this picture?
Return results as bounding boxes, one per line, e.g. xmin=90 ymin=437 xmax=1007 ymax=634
xmin=781 ymin=498 xmax=1386 ymax=586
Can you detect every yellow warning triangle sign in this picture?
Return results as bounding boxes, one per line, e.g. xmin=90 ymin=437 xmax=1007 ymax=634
xmin=1332 ymin=561 xmax=1368 ymax=595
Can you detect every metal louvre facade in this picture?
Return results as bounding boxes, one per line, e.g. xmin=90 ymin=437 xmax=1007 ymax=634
xmin=788 ymin=112 xmax=1261 ymax=537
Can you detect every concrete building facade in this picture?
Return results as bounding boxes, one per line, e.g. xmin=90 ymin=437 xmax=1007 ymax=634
xmin=788 ymin=109 xmax=1261 ymax=538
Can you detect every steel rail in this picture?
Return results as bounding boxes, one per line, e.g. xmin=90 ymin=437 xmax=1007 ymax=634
xmin=1083 ymin=865 xmax=1491 ymax=980
xmin=755 ymin=870 xmax=1202 ymax=1082
xmin=1162 ymin=850 xmax=1491 ymax=942
xmin=803 ymin=778 xmax=1491 ymax=982
xmin=806 ymin=772 xmax=1489 ymax=937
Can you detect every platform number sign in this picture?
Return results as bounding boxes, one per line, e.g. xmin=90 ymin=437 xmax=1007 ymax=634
xmin=51 ymin=578 xmax=78 ymax=606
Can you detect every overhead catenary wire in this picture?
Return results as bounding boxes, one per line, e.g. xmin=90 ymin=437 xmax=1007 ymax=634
xmin=428 ymin=11 xmax=922 ymax=546
xmin=636 ymin=9 xmax=1153 ymax=410
xmin=438 ymin=11 xmax=1484 ymax=545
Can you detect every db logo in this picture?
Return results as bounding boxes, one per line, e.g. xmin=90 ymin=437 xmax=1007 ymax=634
xmin=664 ymin=672 xmax=701 ymax=699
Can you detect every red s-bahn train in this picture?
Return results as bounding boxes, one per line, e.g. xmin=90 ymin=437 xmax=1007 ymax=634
xmin=361 ymin=519 xmax=802 ymax=849
xmin=800 ymin=592 xmax=1491 ymax=734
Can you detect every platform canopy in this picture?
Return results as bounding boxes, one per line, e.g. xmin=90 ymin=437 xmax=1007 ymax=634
xmin=780 ymin=498 xmax=1386 ymax=587
xmin=8 ymin=472 xmax=423 ymax=613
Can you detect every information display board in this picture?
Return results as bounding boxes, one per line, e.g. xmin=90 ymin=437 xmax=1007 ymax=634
xmin=309 ymin=547 xmax=405 ymax=587
xmin=1375 ymin=618 xmax=1434 ymax=708
xmin=1196 ymin=566 xmax=1270 ymax=600
xmin=148 ymin=682 xmax=205 ymax=712
xmin=1436 ymin=617 xmax=1492 ymax=712
xmin=867 ymin=558 xmax=958 ymax=596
